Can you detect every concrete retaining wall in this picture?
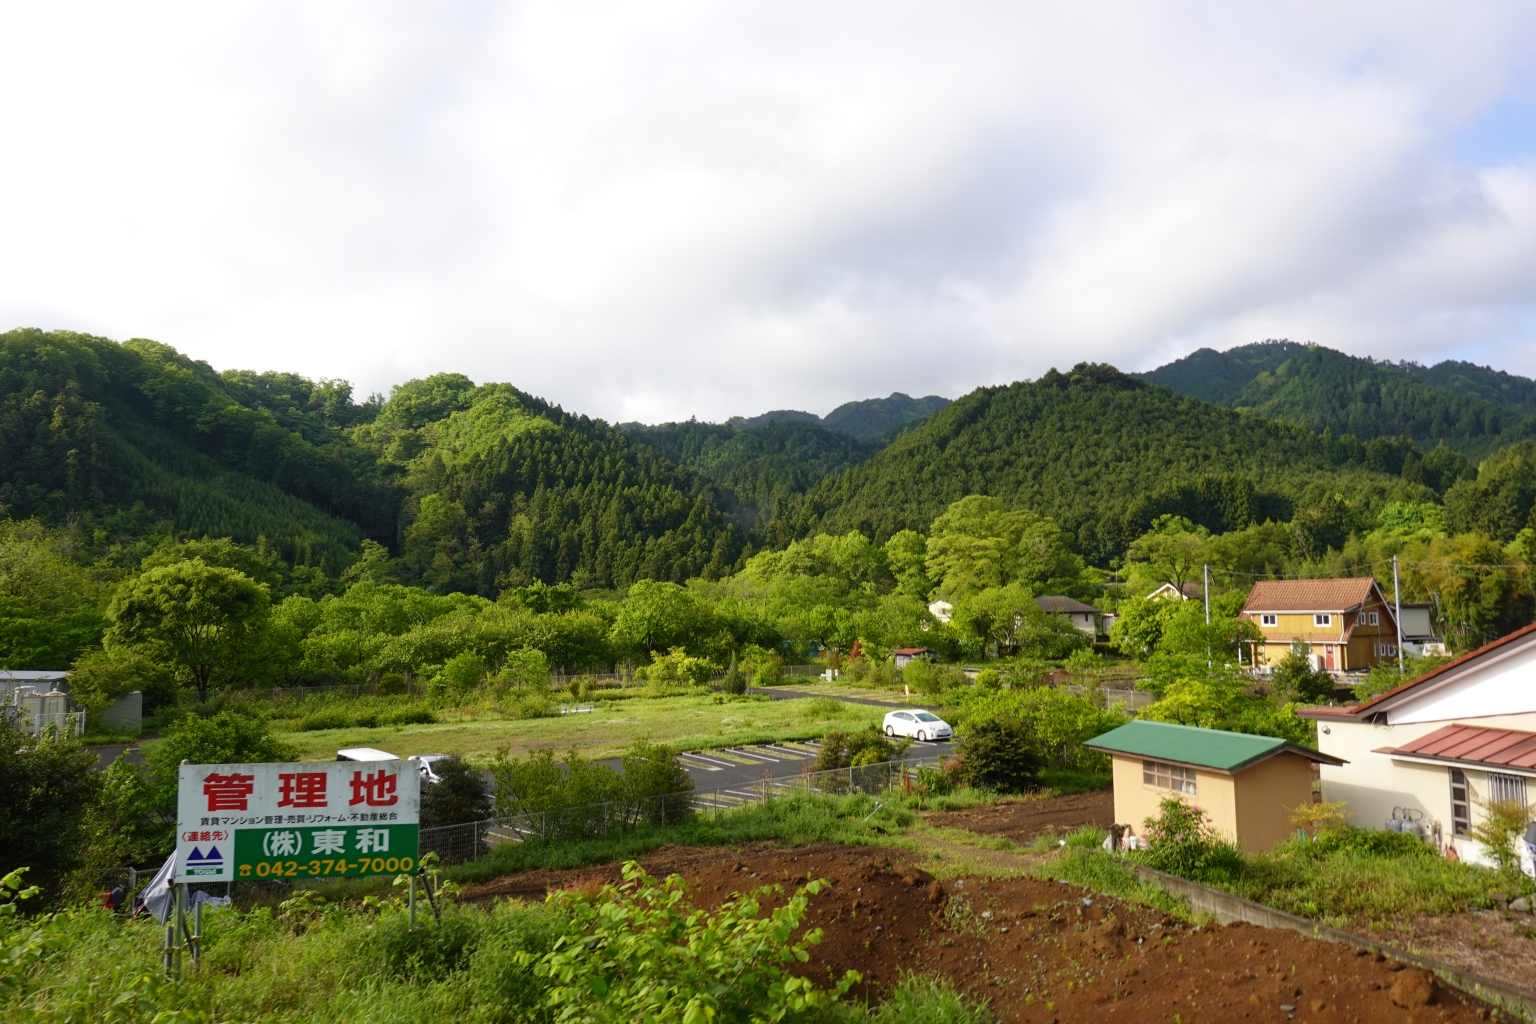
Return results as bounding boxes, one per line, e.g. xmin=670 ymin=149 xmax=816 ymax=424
xmin=1131 ymin=863 xmax=1536 ymax=1021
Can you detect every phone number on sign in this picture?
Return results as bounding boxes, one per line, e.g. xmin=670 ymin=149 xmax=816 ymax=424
xmin=238 ymin=856 xmax=415 ymax=878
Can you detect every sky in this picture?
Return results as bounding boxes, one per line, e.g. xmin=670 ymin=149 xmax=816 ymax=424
xmin=3 ymin=3 xmax=1536 ymax=424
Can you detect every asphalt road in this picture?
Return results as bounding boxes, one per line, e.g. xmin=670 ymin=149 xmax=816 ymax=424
xmin=680 ymin=736 xmax=956 ymax=810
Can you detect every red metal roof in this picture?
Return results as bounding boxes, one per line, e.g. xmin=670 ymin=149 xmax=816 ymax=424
xmin=1374 ymin=722 xmax=1536 ymax=770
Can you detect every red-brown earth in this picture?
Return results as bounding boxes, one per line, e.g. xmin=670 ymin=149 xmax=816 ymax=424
xmin=465 ymin=840 xmax=1496 ymax=1022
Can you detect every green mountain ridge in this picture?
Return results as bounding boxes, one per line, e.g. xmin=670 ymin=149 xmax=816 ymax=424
xmin=779 ymin=363 xmax=1434 ymax=563
xmin=1139 ymin=341 xmax=1536 ymax=457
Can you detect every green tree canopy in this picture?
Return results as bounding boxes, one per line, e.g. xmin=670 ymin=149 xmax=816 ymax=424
xmin=105 ymin=559 xmax=272 ymax=700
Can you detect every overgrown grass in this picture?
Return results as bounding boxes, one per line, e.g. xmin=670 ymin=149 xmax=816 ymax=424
xmin=1036 ymin=846 xmax=1192 ymax=920
xmin=1220 ymin=833 xmax=1535 ymax=927
xmin=451 ymin=793 xmax=918 ymax=884
xmin=1 ymin=797 xmax=970 ymax=1024
xmin=270 ymin=693 xmax=891 ymax=763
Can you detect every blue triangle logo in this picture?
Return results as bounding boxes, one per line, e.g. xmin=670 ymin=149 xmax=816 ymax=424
xmin=203 ymin=847 xmax=223 ymax=862
xmin=188 ymin=847 xmax=206 ymax=862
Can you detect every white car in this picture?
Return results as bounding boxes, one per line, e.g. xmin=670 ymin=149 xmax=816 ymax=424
xmin=409 ymin=753 xmax=450 ymax=784
xmin=882 ymin=709 xmax=953 ymax=742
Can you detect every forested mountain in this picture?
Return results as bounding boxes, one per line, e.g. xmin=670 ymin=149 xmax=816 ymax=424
xmin=1140 ymin=342 xmax=1536 ymax=457
xmin=621 ymin=419 xmax=881 ymax=530
xmin=780 ymin=363 xmax=1434 ymax=563
xmin=717 ymin=392 xmax=950 ymax=440
xmin=1136 ymin=340 xmax=1310 ymax=405
xmin=1405 ymin=360 xmax=1536 ymax=415
xmin=0 ymin=330 xmax=743 ymax=592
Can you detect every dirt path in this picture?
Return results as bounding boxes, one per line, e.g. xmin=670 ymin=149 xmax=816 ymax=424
xmin=921 ymin=790 xmax=1115 ymax=844
xmin=464 ymin=840 xmax=1491 ymax=1022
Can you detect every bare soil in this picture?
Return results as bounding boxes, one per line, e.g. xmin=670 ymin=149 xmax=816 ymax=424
xmin=465 ymin=841 xmax=1494 ymax=1022
xmin=920 ymin=790 xmax=1115 ymax=844
xmin=1388 ymin=909 xmax=1536 ymax=997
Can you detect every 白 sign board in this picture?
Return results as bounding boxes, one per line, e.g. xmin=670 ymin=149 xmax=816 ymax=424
xmin=176 ymin=761 xmax=420 ymax=883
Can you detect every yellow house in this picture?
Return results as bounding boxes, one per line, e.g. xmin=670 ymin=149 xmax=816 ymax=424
xmin=1240 ymin=578 xmax=1400 ymax=672
xmin=1085 ymin=720 xmax=1346 ymax=852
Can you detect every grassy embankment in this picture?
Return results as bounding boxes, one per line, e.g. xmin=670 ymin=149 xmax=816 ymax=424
xmin=271 ymin=693 xmax=890 ymax=763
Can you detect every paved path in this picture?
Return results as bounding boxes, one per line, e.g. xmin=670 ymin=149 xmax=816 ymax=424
xmin=86 ymin=744 xmax=144 ymax=769
xmin=680 ymin=737 xmax=957 ymax=810
xmin=746 ymin=686 xmax=940 ymax=710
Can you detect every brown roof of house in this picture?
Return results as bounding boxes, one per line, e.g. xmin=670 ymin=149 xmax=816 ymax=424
xmin=1296 ymin=620 xmax=1536 ymax=720
xmin=1374 ymin=723 xmax=1536 ymax=770
xmin=1242 ymin=578 xmax=1379 ymax=613
xmin=1036 ymin=595 xmax=1097 ymax=614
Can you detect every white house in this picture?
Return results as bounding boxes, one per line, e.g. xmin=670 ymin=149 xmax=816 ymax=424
xmin=1298 ymin=622 xmax=1536 ymax=865
xmin=1035 ymin=595 xmax=1098 ymax=635
xmin=1146 ymin=582 xmax=1202 ymax=602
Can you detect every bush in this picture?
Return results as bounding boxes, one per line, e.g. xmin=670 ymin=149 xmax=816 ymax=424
xmin=1271 ymin=646 xmax=1334 ymax=704
xmin=519 ymin=862 xmax=859 ymax=1023
xmin=437 ymin=652 xmax=487 ymax=694
xmin=0 ymin=724 xmax=101 ymax=904
xmin=863 ymin=974 xmax=998 ymax=1024
xmin=1134 ymin=795 xmax=1242 ymax=882
xmin=803 ymin=696 xmax=846 ymax=719
xmin=972 ymin=669 xmax=1000 ymax=691
xmin=722 ymin=652 xmax=747 ymax=695
xmin=814 ymin=726 xmax=902 ymax=771
xmin=637 ymin=647 xmax=716 ymax=686
xmin=957 ymin=716 xmax=1041 ymax=793
xmin=67 ymin=646 xmax=178 ymax=718
xmin=420 ymin=755 xmax=494 ymax=829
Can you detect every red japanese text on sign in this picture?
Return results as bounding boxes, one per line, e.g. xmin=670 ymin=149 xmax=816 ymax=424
xmin=277 ymin=772 xmax=328 ymax=808
xmin=349 ymin=769 xmax=398 ymax=806
xmin=203 ymin=772 xmax=256 ymax=811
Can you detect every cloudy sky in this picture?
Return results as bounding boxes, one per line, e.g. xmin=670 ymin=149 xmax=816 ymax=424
xmin=3 ymin=2 xmax=1536 ymax=423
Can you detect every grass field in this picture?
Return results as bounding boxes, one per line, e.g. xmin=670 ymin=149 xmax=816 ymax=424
xmin=758 ymin=679 xmax=915 ymax=703
xmin=276 ymin=693 xmax=890 ymax=763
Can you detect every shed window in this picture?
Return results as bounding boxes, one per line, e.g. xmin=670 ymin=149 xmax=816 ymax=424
xmin=1451 ymin=769 xmax=1470 ymax=836
xmin=1314 ymin=613 xmax=1332 ymax=627
xmin=1260 ymin=614 xmax=1277 ymax=627
xmin=1490 ymin=772 xmax=1528 ymax=808
xmin=1142 ymin=760 xmax=1197 ymax=795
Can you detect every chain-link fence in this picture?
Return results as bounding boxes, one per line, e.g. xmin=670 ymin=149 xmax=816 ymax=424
xmin=418 ymin=753 xmax=946 ymax=863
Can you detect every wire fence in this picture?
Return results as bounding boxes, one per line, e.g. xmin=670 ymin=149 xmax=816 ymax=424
xmin=418 ymin=754 xmax=946 ymax=863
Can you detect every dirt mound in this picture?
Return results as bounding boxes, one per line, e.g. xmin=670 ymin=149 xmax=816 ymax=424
xmin=465 ymin=842 xmax=1494 ymax=1021
xmin=922 ymin=790 xmax=1115 ymax=843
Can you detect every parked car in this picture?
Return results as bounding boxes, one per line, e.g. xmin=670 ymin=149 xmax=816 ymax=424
xmin=409 ymin=753 xmax=450 ymax=784
xmin=882 ymin=709 xmax=953 ymax=742
xmin=336 ymin=747 xmax=400 ymax=762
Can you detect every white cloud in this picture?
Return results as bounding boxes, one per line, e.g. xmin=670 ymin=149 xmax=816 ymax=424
xmin=2 ymin=2 xmax=1536 ymax=421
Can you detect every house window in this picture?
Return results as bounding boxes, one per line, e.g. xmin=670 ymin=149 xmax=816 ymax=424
xmin=1260 ymin=614 xmax=1277 ymax=627
xmin=1314 ymin=613 xmax=1332 ymax=627
xmin=1450 ymin=769 xmax=1470 ymax=836
xmin=1142 ymin=760 xmax=1197 ymax=795
xmin=1357 ymin=612 xmax=1367 ymax=626
xmin=1490 ymin=772 xmax=1528 ymax=808
xmin=1376 ymin=643 xmax=1397 ymax=657
xmin=1369 ymin=612 xmax=1379 ymax=626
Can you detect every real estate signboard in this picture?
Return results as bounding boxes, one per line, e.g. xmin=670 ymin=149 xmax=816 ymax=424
xmin=175 ymin=761 xmax=420 ymax=883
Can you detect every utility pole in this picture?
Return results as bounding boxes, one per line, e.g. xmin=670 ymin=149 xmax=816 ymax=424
xmin=1204 ymin=563 xmax=1212 ymax=668
xmin=1392 ymin=555 xmax=1404 ymax=673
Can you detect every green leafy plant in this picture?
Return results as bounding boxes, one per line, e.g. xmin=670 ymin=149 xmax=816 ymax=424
xmin=519 ymin=861 xmax=859 ymax=1024
xmin=957 ymin=715 xmax=1041 ymax=793
xmin=1134 ymin=796 xmax=1242 ymax=881
xmin=1470 ymin=797 xmax=1534 ymax=876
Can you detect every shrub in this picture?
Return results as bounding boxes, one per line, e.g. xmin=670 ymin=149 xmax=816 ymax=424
xmin=722 ymin=652 xmax=747 ymax=695
xmin=1135 ymin=795 xmax=1242 ymax=881
xmin=637 ymin=647 xmax=716 ymax=687
xmin=803 ymin=696 xmax=846 ymax=719
xmin=865 ymin=974 xmax=998 ymax=1024
xmin=1271 ymin=645 xmax=1334 ymax=704
xmin=438 ymin=652 xmax=487 ymax=694
xmin=973 ymin=668 xmax=1000 ymax=691
xmin=957 ymin=716 xmax=1041 ymax=793
xmin=518 ymin=862 xmax=859 ymax=1023
xmin=814 ymin=726 xmax=901 ymax=771
xmin=1308 ymin=826 xmax=1434 ymax=859
xmin=1471 ymin=797 xmax=1534 ymax=875
xmin=420 ymin=755 xmax=493 ymax=829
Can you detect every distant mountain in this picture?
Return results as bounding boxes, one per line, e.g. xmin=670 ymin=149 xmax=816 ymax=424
xmin=718 ymin=392 xmax=951 ymax=441
xmin=1139 ymin=342 xmax=1536 ymax=458
xmin=0 ymin=329 xmax=745 ymax=590
xmin=782 ymin=362 xmax=1429 ymax=562
xmin=1136 ymin=340 xmax=1311 ymax=405
xmin=822 ymin=393 xmax=951 ymax=440
xmin=623 ymin=419 xmax=881 ymax=530
xmin=1404 ymin=360 xmax=1536 ymax=416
